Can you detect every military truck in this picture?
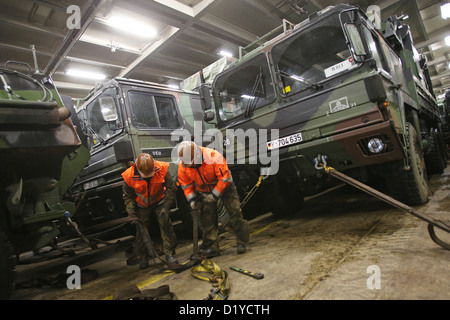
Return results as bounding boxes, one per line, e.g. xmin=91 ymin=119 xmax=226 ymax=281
xmin=68 ymin=77 xmax=221 ymax=237
xmin=0 ymin=62 xmax=90 ymax=298
xmin=440 ymin=90 xmax=450 ymax=145
xmin=205 ymin=4 xmax=446 ymax=216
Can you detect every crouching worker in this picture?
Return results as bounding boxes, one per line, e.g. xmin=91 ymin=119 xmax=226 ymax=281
xmin=122 ymin=153 xmax=178 ymax=269
xmin=177 ymin=141 xmax=250 ymax=258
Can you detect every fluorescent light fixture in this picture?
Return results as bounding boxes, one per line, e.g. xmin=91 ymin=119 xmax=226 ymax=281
xmin=66 ymin=69 xmax=106 ymax=80
xmin=219 ymin=50 xmax=233 ymax=58
xmin=107 ymin=14 xmax=157 ymax=38
xmin=241 ymin=94 xmax=255 ymax=99
xmin=441 ymin=3 xmax=450 ymax=19
xmin=446 ymin=35 xmax=450 ymax=46
xmin=168 ymin=84 xmax=179 ymax=89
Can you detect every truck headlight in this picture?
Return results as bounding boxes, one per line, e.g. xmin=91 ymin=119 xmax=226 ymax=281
xmin=367 ymin=138 xmax=385 ymax=154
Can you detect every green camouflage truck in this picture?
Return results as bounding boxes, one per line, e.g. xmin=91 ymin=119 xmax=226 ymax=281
xmin=68 ymin=77 xmax=220 ymax=237
xmin=206 ymin=4 xmax=446 ymax=217
xmin=0 ymin=63 xmax=90 ymax=298
xmin=440 ymin=90 xmax=450 ymax=145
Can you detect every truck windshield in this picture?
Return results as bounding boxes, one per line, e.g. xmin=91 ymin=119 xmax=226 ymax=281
xmin=214 ymin=53 xmax=275 ymax=122
xmin=272 ymin=12 xmax=358 ymax=95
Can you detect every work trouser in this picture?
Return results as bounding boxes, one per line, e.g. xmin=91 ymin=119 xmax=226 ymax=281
xmin=134 ymin=200 xmax=177 ymax=257
xmin=199 ymin=185 xmax=250 ymax=252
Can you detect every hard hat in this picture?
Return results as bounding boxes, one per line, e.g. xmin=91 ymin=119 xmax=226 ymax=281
xmin=136 ymin=153 xmax=155 ymax=177
xmin=178 ymin=141 xmax=199 ymax=166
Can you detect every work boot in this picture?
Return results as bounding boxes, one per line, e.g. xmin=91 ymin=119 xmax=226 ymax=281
xmin=166 ymin=254 xmax=179 ymax=264
xmin=237 ymin=243 xmax=246 ymax=254
xmin=199 ymin=247 xmax=220 ymax=258
xmin=139 ymin=256 xmax=149 ymax=270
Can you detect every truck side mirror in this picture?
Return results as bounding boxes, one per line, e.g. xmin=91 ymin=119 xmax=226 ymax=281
xmin=345 ymin=23 xmax=367 ymax=62
xmin=99 ymin=96 xmax=118 ymax=122
xmin=204 ymin=110 xmax=215 ymax=122
xmin=199 ymin=83 xmax=212 ymax=110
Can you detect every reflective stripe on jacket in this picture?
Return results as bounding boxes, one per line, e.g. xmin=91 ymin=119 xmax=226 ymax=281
xmin=121 ymin=160 xmax=170 ymax=207
xmin=177 ymin=147 xmax=233 ymax=202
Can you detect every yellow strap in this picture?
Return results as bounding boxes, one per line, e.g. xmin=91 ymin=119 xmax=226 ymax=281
xmin=240 ymin=175 xmax=266 ymax=208
xmin=191 ymin=259 xmax=230 ymax=300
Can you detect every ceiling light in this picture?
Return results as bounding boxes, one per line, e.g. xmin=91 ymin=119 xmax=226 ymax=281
xmin=107 ymin=14 xmax=157 ymax=38
xmin=441 ymin=3 xmax=450 ymax=19
xmin=219 ymin=50 xmax=233 ymax=58
xmin=445 ymin=35 xmax=450 ymax=46
xmin=66 ymin=69 xmax=106 ymax=80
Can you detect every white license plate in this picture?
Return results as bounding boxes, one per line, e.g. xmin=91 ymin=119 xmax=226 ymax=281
xmin=84 ymin=180 xmax=99 ymax=190
xmin=267 ymin=133 xmax=303 ymax=150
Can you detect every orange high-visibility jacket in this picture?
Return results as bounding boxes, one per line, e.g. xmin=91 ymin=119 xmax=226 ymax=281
xmin=177 ymin=147 xmax=233 ymax=203
xmin=122 ymin=160 xmax=169 ymax=207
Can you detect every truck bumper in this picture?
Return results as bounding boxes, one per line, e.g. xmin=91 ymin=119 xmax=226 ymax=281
xmin=277 ymin=121 xmax=405 ymax=176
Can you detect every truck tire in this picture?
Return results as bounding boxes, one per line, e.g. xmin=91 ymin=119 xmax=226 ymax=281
xmin=387 ymin=123 xmax=429 ymax=205
xmin=425 ymin=127 xmax=446 ymax=174
xmin=0 ymin=230 xmax=16 ymax=300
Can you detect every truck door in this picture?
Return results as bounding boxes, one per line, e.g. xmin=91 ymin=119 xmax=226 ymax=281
xmin=122 ymin=87 xmax=184 ymax=175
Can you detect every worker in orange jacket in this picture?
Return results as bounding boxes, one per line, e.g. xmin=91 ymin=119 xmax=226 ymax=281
xmin=177 ymin=141 xmax=250 ymax=258
xmin=122 ymin=153 xmax=178 ymax=269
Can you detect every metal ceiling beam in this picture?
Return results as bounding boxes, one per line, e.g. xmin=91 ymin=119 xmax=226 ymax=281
xmin=430 ymin=68 xmax=450 ymax=82
xmin=427 ymin=55 xmax=449 ymax=67
xmin=244 ymin=0 xmax=283 ymax=25
xmin=415 ymin=26 xmax=450 ymax=49
xmin=118 ymin=0 xmax=223 ymax=78
xmin=0 ymin=41 xmax=125 ymax=70
xmin=43 ymin=0 xmax=105 ymax=76
xmin=0 ymin=13 xmax=65 ymax=38
xmin=77 ymin=34 xmax=142 ymax=55
xmin=118 ymin=25 xmax=179 ymax=77
xmin=53 ymin=81 xmax=95 ymax=91
xmin=153 ymin=0 xmax=215 ymax=17
xmin=373 ymin=0 xmax=403 ymax=11
xmin=198 ymin=13 xmax=258 ymax=43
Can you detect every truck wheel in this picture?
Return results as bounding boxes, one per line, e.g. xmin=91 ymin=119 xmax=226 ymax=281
xmin=426 ymin=128 xmax=446 ymax=174
xmin=387 ymin=123 xmax=429 ymax=205
xmin=0 ymin=230 xmax=16 ymax=300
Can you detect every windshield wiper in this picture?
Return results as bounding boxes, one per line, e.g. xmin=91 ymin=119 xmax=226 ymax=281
xmin=83 ymin=123 xmax=106 ymax=145
xmin=279 ymin=70 xmax=322 ymax=90
xmin=244 ymin=68 xmax=265 ymax=117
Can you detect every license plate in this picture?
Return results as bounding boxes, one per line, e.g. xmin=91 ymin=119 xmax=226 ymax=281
xmin=267 ymin=133 xmax=303 ymax=150
xmin=84 ymin=180 xmax=99 ymax=190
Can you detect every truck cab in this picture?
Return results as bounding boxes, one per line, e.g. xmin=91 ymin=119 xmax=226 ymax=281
xmin=70 ymin=78 xmax=214 ymax=233
xmin=209 ymin=4 xmax=446 ymax=215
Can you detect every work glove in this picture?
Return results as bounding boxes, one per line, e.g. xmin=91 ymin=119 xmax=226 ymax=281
xmin=190 ymin=200 xmax=200 ymax=211
xmin=204 ymin=193 xmax=217 ymax=203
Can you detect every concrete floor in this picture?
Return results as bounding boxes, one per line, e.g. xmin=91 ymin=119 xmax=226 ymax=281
xmin=11 ymin=163 xmax=450 ymax=301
